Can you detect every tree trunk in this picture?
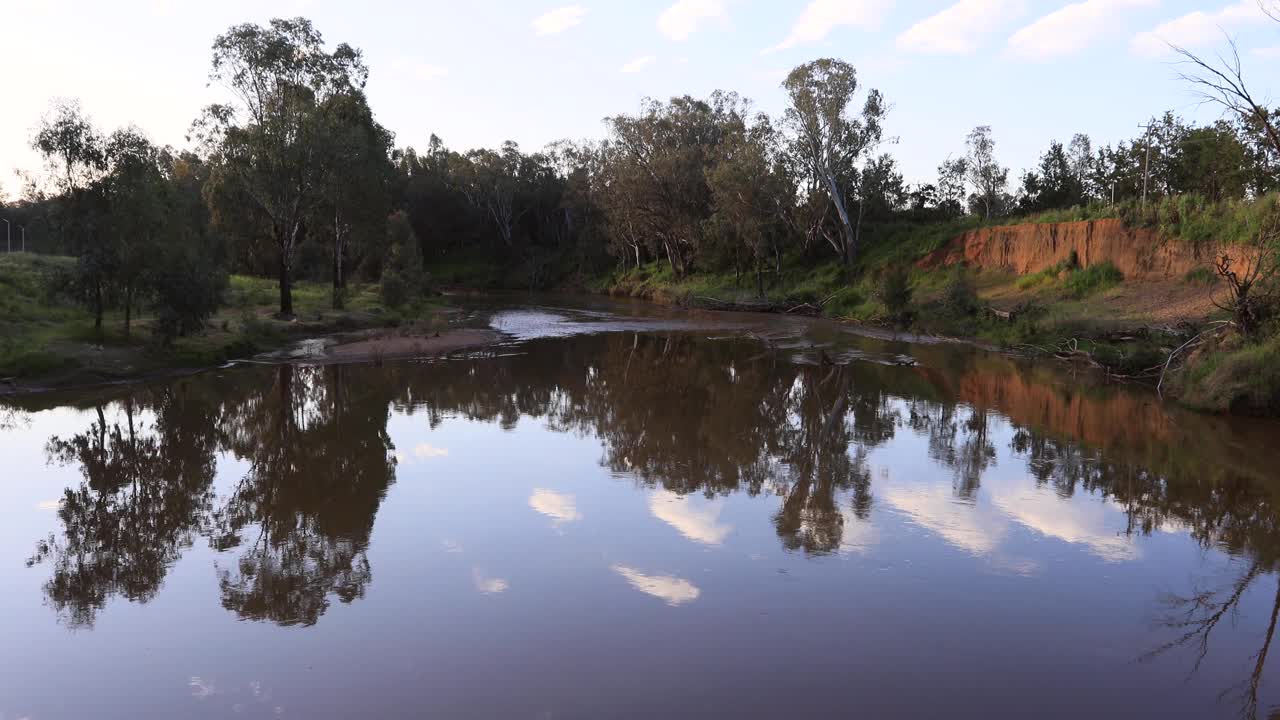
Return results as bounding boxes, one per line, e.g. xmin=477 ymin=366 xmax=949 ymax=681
xmin=852 ymin=197 xmax=865 ymax=265
xmin=664 ymin=240 xmax=681 ymax=278
xmin=278 ymin=253 xmax=294 ymax=318
xmin=332 ymin=228 xmax=345 ymax=311
xmin=123 ymin=284 xmax=132 ymax=341
xmin=93 ymin=278 xmax=103 ymax=332
xmin=823 ymin=173 xmax=856 ymax=265
xmin=332 ymin=253 xmax=344 ymax=310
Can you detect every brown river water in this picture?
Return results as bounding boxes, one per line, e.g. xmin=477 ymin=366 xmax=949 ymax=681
xmin=2 ymin=296 xmax=1280 ymax=719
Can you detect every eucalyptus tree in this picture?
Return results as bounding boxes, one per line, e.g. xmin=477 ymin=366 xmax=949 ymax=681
xmin=781 ymin=59 xmax=887 ymax=265
xmin=196 ymin=17 xmax=368 ymax=317
xmin=605 ymin=92 xmax=746 ymax=277
xmin=545 ymin=139 xmax=610 ymax=275
xmin=1018 ymin=140 xmax=1086 ymax=213
xmin=964 ymin=125 xmax=1008 ymax=219
xmin=314 ymin=91 xmax=394 ymax=308
xmin=706 ymin=112 xmax=792 ymax=296
xmin=100 ymin=127 xmax=172 ymax=339
xmin=31 ymin=100 xmax=110 ymax=328
xmin=935 ymin=156 xmax=968 ymax=218
xmin=450 ymin=141 xmax=536 ymax=253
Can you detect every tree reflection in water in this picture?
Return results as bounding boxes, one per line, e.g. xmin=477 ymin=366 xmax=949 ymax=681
xmin=16 ymin=330 xmax=1280 ymax=714
xmin=210 ymin=364 xmax=397 ymax=626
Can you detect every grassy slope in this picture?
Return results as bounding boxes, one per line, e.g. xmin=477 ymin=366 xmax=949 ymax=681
xmin=592 ymin=211 xmax=1279 ymax=414
xmin=0 ymin=253 xmax=444 ymax=386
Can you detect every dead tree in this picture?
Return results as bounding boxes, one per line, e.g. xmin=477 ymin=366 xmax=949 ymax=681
xmin=1171 ymin=7 xmax=1280 ymax=161
xmin=1212 ymin=226 xmax=1280 ymax=336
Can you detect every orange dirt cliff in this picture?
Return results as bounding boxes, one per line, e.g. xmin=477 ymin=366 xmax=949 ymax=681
xmin=918 ymin=219 xmax=1227 ymax=280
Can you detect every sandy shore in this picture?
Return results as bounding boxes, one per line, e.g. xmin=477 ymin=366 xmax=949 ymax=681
xmin=324 ymin=328 xmax=502 ymax=361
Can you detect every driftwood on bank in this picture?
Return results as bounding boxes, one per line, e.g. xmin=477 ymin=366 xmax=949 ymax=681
xmin=689 ymin=295 xmax=826 ymax=317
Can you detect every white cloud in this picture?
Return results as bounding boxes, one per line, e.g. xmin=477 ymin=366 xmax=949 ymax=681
xmin=1131 ymin=1 xmax=1266 ymax=57
xmin=413 ymin=64 xmax=449 ymax=80
xmin=884 ymin=485 xmax=1006 ymax=557
xmin=533 ymin=5 xmax=587 ymax=36
xmin=658 ymin=0 xmax=729 ymax=40
xmin=648 ymin=490 xmax=731 ymax=545
xmin=529 ymin=488 xmax=582 ymax=527
xmin=1008 ymin=0 xmax=1157 ymax=60
xmin=1252 ymin=46 xmax=1280 ymax=57
xmin=413 ymin=442 xmax=449 ymax=458
xmin=991 ymin=487 xmax=1139 ymax=562
xmin=35 ymin=499 xmax=60 ymax=511
xmin=621 ymin=55 xmax=657 ymax=73
xmin=612 ymin=564 xmax=701 ymax=606
xmin=897 ymin=0 xmax=1025 ymax=54
xmin=189 ymin=676 xmax=216 ymax=700
xmin=767 ymin=0 xmax=892 ymax=53
xmin=472 ymin=567 xmax=509 ymax=594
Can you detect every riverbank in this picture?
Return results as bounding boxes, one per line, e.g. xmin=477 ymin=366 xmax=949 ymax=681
xmin=581 ymin=218 xmax=1280 ymax=416
xmin=0 ymin=253 xmax=489 ymax=395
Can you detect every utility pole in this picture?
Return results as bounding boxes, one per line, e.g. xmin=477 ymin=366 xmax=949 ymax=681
xmin=19 ymin=225 xmax=25 ymax=253
xmin=1139 ymin=122 xmax=1154 ymax=209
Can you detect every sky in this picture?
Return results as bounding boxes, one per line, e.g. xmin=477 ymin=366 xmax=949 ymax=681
xmin=4 ymin=0 xmax=1280 ymax=200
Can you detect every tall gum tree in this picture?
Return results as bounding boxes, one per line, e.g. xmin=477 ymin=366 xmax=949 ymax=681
xmin=782 ymin=59 xmax=886 ymax=266
xmin=195 ymin=17 xmax=367 ymax=318
xmin=314 ymin=91 xmax=393 ymax=309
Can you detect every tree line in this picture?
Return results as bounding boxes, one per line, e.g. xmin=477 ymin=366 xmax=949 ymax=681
xmin=6 ymin=15 xmax=1280 ymax=328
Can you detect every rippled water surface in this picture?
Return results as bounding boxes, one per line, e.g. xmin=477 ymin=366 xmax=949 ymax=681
xmin=3 ymin=298 xmax=1280 ymax=719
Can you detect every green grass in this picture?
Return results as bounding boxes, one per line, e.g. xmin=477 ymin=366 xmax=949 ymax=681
xmin=1062 ymin=261 xmax=1124 ymax=298
xmin=0 ymin=253 xmax=83 ymax=378
xmin=0 ymin=253 xmax=447 ymax=382
xmin=1184 ymin=266 xmax=1217 ymax=286
xmin=1121 ymin=192 xmax=1280 ymax=247
xmin=1015 ymin=262 xmax=1068 ymax=291
xmin=1171 ymin=332 xmax=1280 ymax=415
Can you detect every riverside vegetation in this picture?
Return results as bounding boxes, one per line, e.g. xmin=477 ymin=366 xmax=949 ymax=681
xmin=4 ymin=16 xmax=1280 ymax=413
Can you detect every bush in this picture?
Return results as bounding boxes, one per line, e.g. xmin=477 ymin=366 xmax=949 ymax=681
xmin=151 ymin=253 xmax=227 ymax=341
xmin=380 ymin=270 xmax=410 ymax=309
xmin=1184 ymin=266 xmax=1216 ymax=286
xmin=1172 ymin=332 xmax=1280 ymax=414
xmin=942 ymin=267 xmax=978 ymax=315
xmin=380 ymin=211 xmax=428 ymax=308
xmin=876 ymin=265 xmax=913 ymax=321
xmin=1063 ymin=261 xmax=1123 ymax=298
xmin=1015 ymin=259 xmax=1071 ymax=290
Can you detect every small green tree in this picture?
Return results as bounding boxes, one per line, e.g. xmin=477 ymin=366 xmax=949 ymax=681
xmin=380 ymin=211 xmax=425 ymax=309
xmin=877 ymin=265 xmax=913 ymax=322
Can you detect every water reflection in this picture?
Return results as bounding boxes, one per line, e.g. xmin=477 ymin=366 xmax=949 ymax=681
xmin=8 ymin=325 xmax=1280 ymax=717
xmin=209 ymin=364 xmax=397 ymax=626
xmin=29 ymin=389 xmax=220 ymax=628
xmin=29 ymin=364 xmax=397 ymax=628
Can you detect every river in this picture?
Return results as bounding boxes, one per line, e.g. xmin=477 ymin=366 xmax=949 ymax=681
xmin=2 ymin=296 xmax=1278 ymax=719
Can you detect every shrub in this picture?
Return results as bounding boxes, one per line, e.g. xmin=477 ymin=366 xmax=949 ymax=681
xmin=1184 ymin=266 xmax=1216 ymax=286
xmin=380 ymin=270 xmax=410 ymax=309
xmin=876 ymin=265 xmax=913 ymax=321
xmin=380 ymin=211 xmax=428 ymax=308
xmin=1015 ymin=259 xmax=1071 ymax=290
xmin=151 ymin=253 xmax=227 ymax=341
xmin=1063 ymin=261 xmax=1123 ymax=298
xmin=1172 ymin=332 xmax=1280 ymax=414
xmin=942 ymin=267 xmax=978 ymax=315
